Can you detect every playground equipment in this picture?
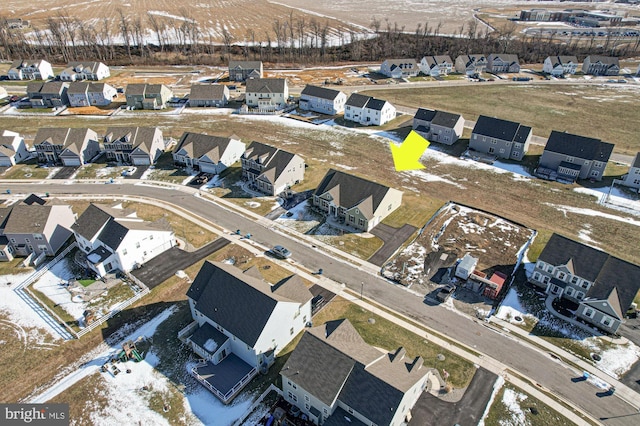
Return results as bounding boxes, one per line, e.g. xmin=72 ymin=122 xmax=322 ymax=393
xmin=118 ymin=340 xmax=144 ymax=362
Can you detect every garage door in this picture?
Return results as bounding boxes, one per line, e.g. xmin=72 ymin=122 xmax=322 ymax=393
xmin=62 ymin=158 xmax=81 ymax=166
xmin=132 ymin=158 xmax=150 ymax=166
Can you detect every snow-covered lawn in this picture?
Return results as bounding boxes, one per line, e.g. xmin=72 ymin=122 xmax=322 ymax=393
xmin=275 ymin=200 xmax=322 ymax=233
xmin=496 ymin=276 xmax=640 ymax=379
xmin=32 ymin=259 xmax=83 ymax=321
xmin=31 ymin=307 xmax=257 ymax=426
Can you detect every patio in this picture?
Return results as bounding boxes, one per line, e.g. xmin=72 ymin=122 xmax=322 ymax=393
xmin=191 ymin=354 xmax=258 ymax=404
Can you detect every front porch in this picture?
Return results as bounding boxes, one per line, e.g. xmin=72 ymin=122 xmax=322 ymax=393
xmin=191 ymin=354 xmax=258 ymax=404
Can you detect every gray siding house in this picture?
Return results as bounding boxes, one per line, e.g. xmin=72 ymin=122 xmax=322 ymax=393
xmin=413 ymin=108 xmax=464 ymax=145
xmin=7 ymin=59 xmax=54 ymax=80
xmin=228 ymin=61 xmax=263 ymax=81
xmin=27 ymin=82 xmax=70 ymax=108
xmin=530 ymin=233 xmax=640 ymax=334
xmin=470 ymin=116 xmax=532 ymax=160
xmin=620 ymin=153 xmax=640 ymax=191
xmin=299 ymin=85 xmax=346 ymax=115
xmin=312 ymin=169 xmax=403 ymax=232
xmin=2 ymin=195 xmax=75 ymax=259
xmin=103 ymin=127 xmax=164 ymax=165
xmin=173 ymin=132 xmax=246 ymax=174
xmin=67 ymin=82 xmax=117 ymax=107
xmin=419 ymin=55 xmax=454 ymax=76
xmin=537 ymin=131 xmax=613 ymax=182
xmin=543 ymin=56 xmax=579 ymax=76
xmin=0 ymin=130 xmax=29 ymax=167
xmin=245 ymin=78 xmax=289 ymax=111
xmin=188 ymin=84 xmax=230 ymax=107
xmin=281 ymin=319 xmax=428 ymax=426
xmin=33 ymin=127 xmax=99 ymax=166
xmin=487 ymin=54 xmax=520 ymax=73
xmin=454 ymin=54 xmax=487 ymax=75
xmin=582 ymin=56 xmax=620 ymax=76
xmin=125 ymin=84 xmax=173 ymax=109
xmin=241 ymin=141 xmax=305 ymax=196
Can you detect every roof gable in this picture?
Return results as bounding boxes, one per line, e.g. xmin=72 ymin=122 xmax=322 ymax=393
xmin=472 ymin=115 xmax=530 ymax=142
xmin=544 ymin=131 xmax=614 ymax=162
xmin=301 ymin=84 xmax=342 ymax=101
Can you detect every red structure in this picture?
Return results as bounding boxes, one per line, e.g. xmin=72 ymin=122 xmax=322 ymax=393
xmin=483 ymin=271 xmax=507 ymax=300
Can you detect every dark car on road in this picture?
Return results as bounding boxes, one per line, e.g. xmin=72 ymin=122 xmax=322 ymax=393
xmin=436 ymin=284 xmax=455 ymax=302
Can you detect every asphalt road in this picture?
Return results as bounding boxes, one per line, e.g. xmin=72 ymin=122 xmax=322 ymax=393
xmin=4 ymin=182 xmax=638 ymax=425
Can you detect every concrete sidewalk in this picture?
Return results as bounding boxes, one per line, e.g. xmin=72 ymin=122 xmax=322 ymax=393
xmin=488 ymin=315 xmax=640 ymax=411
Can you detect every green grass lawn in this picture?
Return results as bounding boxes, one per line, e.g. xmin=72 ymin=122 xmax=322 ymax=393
xmin=361 ymin=84 xmax=640 ymax=155
xmin=2 ymin=162 xmax=53 ymax=180
xmin=78 ymin=279 xmax=96 ymax=287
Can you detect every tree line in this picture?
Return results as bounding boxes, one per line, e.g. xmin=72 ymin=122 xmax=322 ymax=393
xmin=0 ymin=12 xmax=638 ymax=67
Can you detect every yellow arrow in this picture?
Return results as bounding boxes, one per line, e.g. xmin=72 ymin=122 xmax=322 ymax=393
xmin=390 ymin=130 xmax=430 ymax=171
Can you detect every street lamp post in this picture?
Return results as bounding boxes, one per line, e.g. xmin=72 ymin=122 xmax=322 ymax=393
xmin=360 ymin=282 xmax=364 ymax=299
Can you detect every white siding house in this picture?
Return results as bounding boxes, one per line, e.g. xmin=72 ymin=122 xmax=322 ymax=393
xmin=543 ymin=56 xmax=579 ymax=76
xmin=0 ymin=130 xmax=29 ymax=167
xmin=344 ymin=93 xmax=396 ymax=126
xmin=299 ymin=85 xmax=346 ymax=115
xmin=72 ymin=203 xmax=175 ymax=277
xmin=173 ymin=132 xmax=245 ymax=174
xmin=619 ymin=153 xmax=640 ymax=191
xmin=245 ymin=78 xmax=289 ymax=110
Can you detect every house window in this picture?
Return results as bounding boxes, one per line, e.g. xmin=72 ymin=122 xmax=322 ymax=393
xmin=288 ymin=391 xmax=297 ymax=402
xmin=590 ymin=170 xmax=600 ymax=177
xmin=546 ymin=265 xmax=553 ymax=273
xmin=601 ymin=317 xmax=613 ymax=327
xmin=10 ymin=238 xmax=15 ymax=243
xmin=348 ymin=408 xmax=354 ymax=414
xmin=290 ymin=327 xmax=294 ymax=335
xmin=533 ymin=272 xmax=541 ymax=281
xmin=150 ymin=235 xmax=153 ymax=240
xmin=488 ymin=147 xmax=494 ymax=154
xmin=305 ymin=395 xmax=310 ymax=402
xmin=556 ymin=271 xmax=566 ymax=281
xmin=34 ymin=234 xmax=43 ymax=240
xmin=566 ymin=156 xmax=574 ymax=163
xmin=575 ymin=291 xmax=585 ymax=300
xmin=323 ymin=408 xmax=328 ymax=416
xmin=583 ymin=307 xmax=595 ymax=318
xmin=581 ymin=281 xmax=590 ymax=289
xmin=634 ymin=179 xmax=640 ymax=185
xmin=536 ymin=261 xmax=545 ymax=269
xmin=570 ymin=276 xmax=579 ymax=285
xmin=565 ymin=287 xmax=574 ymax=297
xmin=305 ymin=403 xmax=310 ymax=410
xmin=123 ymin=249 xmax=127 ymax=256
xmin=136 ymin=242 xmax=140 ymax=248
xmin=25 ymin=238 xmax=30 ymax=243
xmin=358 ymin=218 xmax=365 ymax=227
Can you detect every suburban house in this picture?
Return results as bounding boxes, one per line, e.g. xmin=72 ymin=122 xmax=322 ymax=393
xmin=281 ymin=319 xmax=429 ymax=426
xmin=1 ymin=195 xmax=75 ymax=260
xmin=530 ymin=233 xmax=640 ymax=334
xmin=537 ymin=131 xmax=614 ymax=182
xmin=244 ymin=78 xmax=289 ymax=111
xmin=188 ymin=84 xmax=230 ymax=107
xmin=228 ymin=60 xmax=263 ymax=81
xmin=380 ymin=59 xmax=419 ymax=78
xmin=125 ymin=84 xmax=173 ymax=110
xmin=582 ymin=56 xmax=620 ymax=76
xmin=543 ymin=56 xmax=580 ymax=76
xmin=454 ymin=54 xmax=488 ymax=75
xmin=487 ymin=54 xmax=521 ymax=73
xmin=299 ymin=85 xmax=347 ymax=115
xmin=173 ymin=132 xmax=246 ymax=174
xmin=102 ymin=127 xmax=164 ymax=165
xmin=241 ymin=141 xmax=305 ymax=196
xmin=59 ymin=61 xmax=110 ymax=81
xmin=620 ymin=153 xmax=640 ymax=191
xmin=179 ymin=261 xmax=313 ymax=403
xmin=419 ymin=55 xmax=454 ymax=76
xmin=412 ymin=108 xmax=465 ymax=145
xmin=72 ymin=203 xmax=175 ymax=277
xmin=469 ymin=116 xmax=532 ymax=161
xmin=344 ymin=93 xmax=396 ymax=126
xmin=312 ymin=169 xmax=403 ymax=232
xmin=33 ymin=127 xmax=99 ymax=166
xmin=67 ymin=82 xmax=117 ymax=107
xmin=0 ymin=130 xmax=29 ymax=167
xmin=26 ymin=81 xmax=70 ymax=108
xmin=0 ymin=207 xmax=15 ymax=262
xmin=7 ymin=59 xmax=54 ymax=80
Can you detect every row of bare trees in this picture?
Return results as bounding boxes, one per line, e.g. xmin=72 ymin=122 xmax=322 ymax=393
xmin=1 ymin=12 xmax=639 ymax=66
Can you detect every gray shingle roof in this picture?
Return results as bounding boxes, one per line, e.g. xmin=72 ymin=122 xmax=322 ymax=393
xmin=173 ymin=132 xmax=234 ymax=162
xmin=539 ymin=233 xmax=640 ymax=316
xmin=186 ymin=261 xmax=311 ymax=346
xmin=414 ymin=108 xmax=437 ymax=122
xmin=104 ymin=127 xmax=161 ymax=154
xmin=243 ymin=141 xmax=299 ymax=185
xmin=365 ymin=98 xmax=386 ymax=111
xmin=632 ymin=153 xmax=640 ymax=169
xmin=3 ymin=204 xmax=52 ymax=234
xmin=472 ymin=115 xmax=531 ymax=143
xmin=71 ymin=203 xmax=112 ymax=239
xmin=345 ymin=93 xmax=370 ymax=108
xmin=301 ymin=85 xmax=342 ymax=101
xmin=544 ymin=131 xmax=614 ymax=162
xmin=228 ymin=60 xmax=262 ymax=70
xmin=245 ymin=78 xmax=286 ymax=94
xmin=432 ymin=111 xmax=462 ymax=128
xmin=314 ymin=169 xmax=398 ymax=219
xmin=189 ymin=84 xmax=227 ymax=101
xmin=585 ymin=55 xmax=619 ymax=66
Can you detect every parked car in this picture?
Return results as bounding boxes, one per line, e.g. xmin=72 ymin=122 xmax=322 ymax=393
xmin=271 ymin=245 xmax=291 ymax=259
xmin=122 ymin=167 xmax=137 ymax=176
xmin=436 ymin=284 xmax=455 ymax=302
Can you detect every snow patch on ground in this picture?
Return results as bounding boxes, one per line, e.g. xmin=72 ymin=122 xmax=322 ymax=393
xmin=500 ymin=387 xmax=528 ymax=426
xmin=546 ymin=203 xmax=640 ymax=227
xmin=32 ymin=259 xmax=84 ymax=322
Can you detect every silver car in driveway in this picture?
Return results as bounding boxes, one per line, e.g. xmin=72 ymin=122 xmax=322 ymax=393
xmin=271 ymin=245 xmax=291 ymax=259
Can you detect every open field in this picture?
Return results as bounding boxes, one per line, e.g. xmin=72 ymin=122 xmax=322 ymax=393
xmin=1 ymin=0 xmax=361 ymax=45
xmin=361 ymin=83 xmax=640 ymax=155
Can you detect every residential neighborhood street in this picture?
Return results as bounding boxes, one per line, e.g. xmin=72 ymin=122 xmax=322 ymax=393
xmin=3 ymin=180 xmax=639 ymax=425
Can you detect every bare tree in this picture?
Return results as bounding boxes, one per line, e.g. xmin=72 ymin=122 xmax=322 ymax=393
xmin=117 ymin=9 xmax=132 ymax=61
xmin=147 ymin=12 xmax=165 ymax=52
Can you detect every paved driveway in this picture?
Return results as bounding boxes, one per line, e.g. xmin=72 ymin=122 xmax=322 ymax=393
xmin=52 ymin=166 xmax=79 ymax=179
xmin=132 ymin=237 xmax=230 ymax=288
xmin=369 ymin=223 xmax=417 ymax=266
xmin=410 ymin=367 xmax=497 ymax=426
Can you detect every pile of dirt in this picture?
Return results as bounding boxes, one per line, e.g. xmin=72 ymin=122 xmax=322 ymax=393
xmin=383 ymin=202 xmax=534 ymax=289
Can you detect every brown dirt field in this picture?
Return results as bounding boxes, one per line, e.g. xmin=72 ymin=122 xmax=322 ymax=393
xmin=1 ymin=0 xmax=360 ymax=44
